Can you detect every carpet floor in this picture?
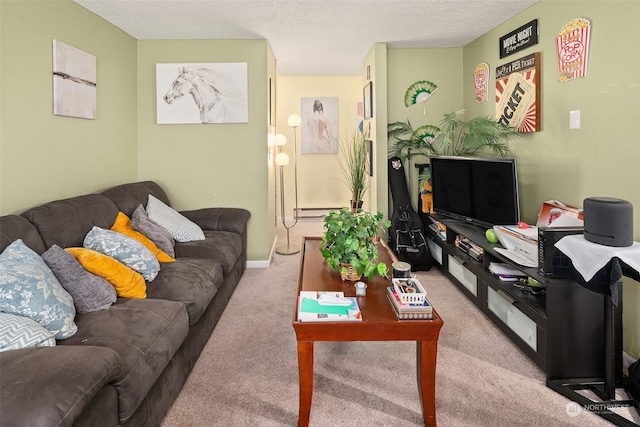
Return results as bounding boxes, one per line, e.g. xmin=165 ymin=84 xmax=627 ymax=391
xmin=162 ymin=220 xmax=637 ymax=426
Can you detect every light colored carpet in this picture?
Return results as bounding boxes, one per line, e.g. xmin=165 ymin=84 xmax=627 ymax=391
xmin=162 ymin=220 xmax=632 ymax=426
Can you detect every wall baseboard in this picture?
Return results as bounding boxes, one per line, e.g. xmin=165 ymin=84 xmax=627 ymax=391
xmin=247 ymin=259 xmax=270 ymax=268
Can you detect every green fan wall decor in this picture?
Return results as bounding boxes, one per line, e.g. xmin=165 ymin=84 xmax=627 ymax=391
xmin=404 ymin=80 xmax=438 ymax=108
xmin=412 ymin=125 xmax=441 ymax=144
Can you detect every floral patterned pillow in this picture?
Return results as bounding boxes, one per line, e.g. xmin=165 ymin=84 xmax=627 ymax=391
xmin=0 ymin=239 xmax=77 ymax=339
xmin=83 ymin=226 xmax=160 ymax=282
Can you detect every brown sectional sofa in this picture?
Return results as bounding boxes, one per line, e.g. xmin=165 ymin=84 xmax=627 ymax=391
xmin=0 ymin=181 xmax=250 ymax=426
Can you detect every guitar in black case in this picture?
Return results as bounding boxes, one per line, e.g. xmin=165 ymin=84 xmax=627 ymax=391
xmin=388 ymin=157 xmax=433 ymax=271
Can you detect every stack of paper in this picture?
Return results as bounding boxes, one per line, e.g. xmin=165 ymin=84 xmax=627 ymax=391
xmin=297 ymin=291 xmax=362 ymax=322
xmin=489 ymin=262 xmax=528 ymax=282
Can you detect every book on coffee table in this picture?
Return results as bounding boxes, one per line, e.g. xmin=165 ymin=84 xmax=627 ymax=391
xmin=386 ymin=286 xmax=433 ymax=320
xmin=297 ymin=291 xmax=363 ymax=322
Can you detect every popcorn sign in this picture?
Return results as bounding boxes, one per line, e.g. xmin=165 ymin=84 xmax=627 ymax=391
xmin=556 ymin=18 xmax=591 ymax=82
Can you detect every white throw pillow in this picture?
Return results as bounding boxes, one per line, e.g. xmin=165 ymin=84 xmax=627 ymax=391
xmin=145 ymin=195 xmax=205 ymax=242
xmin=0 ymin=312 xmax=56 ymax=351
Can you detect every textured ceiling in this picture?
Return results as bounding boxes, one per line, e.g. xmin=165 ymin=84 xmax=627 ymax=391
xmin=74 ymin=0 xmax=539 ymax=75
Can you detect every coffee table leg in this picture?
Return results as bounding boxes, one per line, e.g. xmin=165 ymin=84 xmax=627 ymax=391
xmin=417 ymin=340 xmax=438 ymax=426
xmin=297 ymin=341 xmax=314 ymax=427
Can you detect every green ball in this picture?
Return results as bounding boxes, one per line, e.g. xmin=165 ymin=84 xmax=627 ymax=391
xmin=485 ymin=228 xmax=499 ymax=243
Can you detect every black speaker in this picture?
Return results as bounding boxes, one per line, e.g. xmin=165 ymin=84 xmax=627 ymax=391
xmin=583 ymin=197 xmax=633 ymax=247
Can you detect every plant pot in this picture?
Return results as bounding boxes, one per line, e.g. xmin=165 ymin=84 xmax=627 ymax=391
xmin=350 ymin=200 xmax=363 ymax=213
xmin=339 ymin=263 xmax=361 ymax=281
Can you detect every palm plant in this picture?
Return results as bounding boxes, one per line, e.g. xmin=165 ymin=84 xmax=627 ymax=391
xmin=388 ymin=107 xmax=520 ymax=188
xmin=338 ymin=130 xmax=369 ymax=208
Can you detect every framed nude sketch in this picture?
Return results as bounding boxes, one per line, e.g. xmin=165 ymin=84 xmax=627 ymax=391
xmin=300 ymin=97 xmax=339 ymax=154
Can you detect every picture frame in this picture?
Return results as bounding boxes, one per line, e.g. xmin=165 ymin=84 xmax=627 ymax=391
xmin=363 ymin=82 xmax=373 ymax=119
xmin=366 ymin=139 xmax=373 ymax=176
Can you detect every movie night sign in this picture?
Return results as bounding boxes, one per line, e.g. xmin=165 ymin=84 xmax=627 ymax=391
xmin=499 ymin=19 xmax=538 ymax=58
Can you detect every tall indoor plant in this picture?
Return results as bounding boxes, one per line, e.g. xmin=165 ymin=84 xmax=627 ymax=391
xmin=337 ymin=130 xmax=369 ymax=211
xmin=388 ymin=107 xmax=520 ymax=188
xmin=320 ymin=207 xmax=391 ymax=280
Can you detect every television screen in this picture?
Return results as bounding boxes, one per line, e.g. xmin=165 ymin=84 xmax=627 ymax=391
xmin=430 ymin=156 xmax=520 ymax=228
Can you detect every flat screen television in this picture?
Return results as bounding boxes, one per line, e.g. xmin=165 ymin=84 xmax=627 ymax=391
xmin=429 ymin=156 xmax=520 ymax=229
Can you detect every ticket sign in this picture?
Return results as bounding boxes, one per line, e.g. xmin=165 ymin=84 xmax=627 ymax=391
xmin=499 ymin=19 xmax=539 ymax=59
xmin=495 ymin=52 xmax=540 ymax=133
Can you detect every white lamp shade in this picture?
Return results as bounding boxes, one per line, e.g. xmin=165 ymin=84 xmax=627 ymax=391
xmin=288 ymin=114 xmax=301 ymax=127
xmin=274 ymin=133 xmax=287 ymax=147
xmin=275 ymin=152 xmax=289 ymax=166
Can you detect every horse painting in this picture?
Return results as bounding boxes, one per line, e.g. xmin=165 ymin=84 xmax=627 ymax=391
xmin=159 ymin=64 xmax=248 ymax=124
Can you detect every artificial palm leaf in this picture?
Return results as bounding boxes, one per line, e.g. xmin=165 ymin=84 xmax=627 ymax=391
xmin=404 ymin=81 xmax=438 ymax=107
xmin=387 ymin=121 xmax=439 ymax=161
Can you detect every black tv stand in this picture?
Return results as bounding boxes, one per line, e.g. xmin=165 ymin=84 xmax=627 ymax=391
xmin=424 ymin=216 xmax=605 ymax=377
xmin=422 ymin=215 xmax=640 ymax=425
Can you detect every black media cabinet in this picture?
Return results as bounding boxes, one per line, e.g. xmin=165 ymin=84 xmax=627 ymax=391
xmin=424 ymin=216 xmax=607 ymax=380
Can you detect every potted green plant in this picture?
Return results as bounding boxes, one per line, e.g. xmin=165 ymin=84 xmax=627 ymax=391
xmin=320 ymin=207 xmax=391 ymax=280
xmin=337 ymin=130 xmax=369 ymax=211
xmin=388 ymin=107 xmax=520 ymax=187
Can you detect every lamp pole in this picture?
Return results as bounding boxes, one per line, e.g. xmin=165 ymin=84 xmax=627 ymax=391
xmin=276 ymin=114 xmax=301 ymax=255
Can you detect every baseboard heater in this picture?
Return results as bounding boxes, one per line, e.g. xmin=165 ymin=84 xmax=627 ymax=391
xmin=295 ymin=207 xmax=341 ymax=219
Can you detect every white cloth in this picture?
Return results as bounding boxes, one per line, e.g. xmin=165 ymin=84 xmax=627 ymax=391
xmin=555 ymin=235 xmax=640 ymax=282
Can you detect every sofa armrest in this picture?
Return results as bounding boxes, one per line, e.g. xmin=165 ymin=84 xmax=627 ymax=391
xmin=0 ymin=346 xmax=124 ymax=427
xmin=180 ymin=208 xmax=250 ymax=235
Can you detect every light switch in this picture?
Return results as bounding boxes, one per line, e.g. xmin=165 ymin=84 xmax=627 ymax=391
xmin=570 ymin=110 xmax=581 ymax=129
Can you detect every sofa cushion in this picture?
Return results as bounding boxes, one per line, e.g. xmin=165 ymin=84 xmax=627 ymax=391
xmin=66 ymin=248 xmax=147 ymax=299
xmin=111 ymin=212 xmax=175 ymax=263
xmin=0 ymin=346 xmax=124 ymax=427
xmin=101 ymin=180 xmax=172 ymax=217
xmin=42 ymin=245 xmax=117 ymax=313
xmin=59 ymin=298 xmax=189 ymax=424
xmin=174 ymin=230 xmax=243 ymax=275
xmin=0 ymin=240 xmax=77 ymax=339
xmin=147 ymin=258 xmax=222 ymax=325
xmin=131 ymin=204 xmax=176 ymax=257
xmin=0 ymin=215 xmax=47 ymax=254
xmin=21 ymin=194 xmax=119 ymax=249
xmin=84 ymin=226 xmax=160 ymax=282
xmin=146 ymin=195 xmax=205 ymax=242
xmin=0 ymin=312 xmax=56 ymax=351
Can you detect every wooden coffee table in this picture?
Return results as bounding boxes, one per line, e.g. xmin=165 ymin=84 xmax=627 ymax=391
xmin=292 ymin=236 xmax=444 ymax=426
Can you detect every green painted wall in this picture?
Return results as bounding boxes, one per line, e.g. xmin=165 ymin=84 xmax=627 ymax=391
xmin=463 ymin=1 xmax=640 ymax=357
xmin=136 ymin=40 xmax=274 ymax=261
xmin=385 ymin=47 xmax=464 ymax=207
xmin=0 ymin=0 xmax=138 ymax=214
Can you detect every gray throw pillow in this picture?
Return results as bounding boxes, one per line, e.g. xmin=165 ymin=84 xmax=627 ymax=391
xmin=131 ymin=204 xmax=175 ymax=257
xmin=42 ymin=245 xmax=117 ymax=313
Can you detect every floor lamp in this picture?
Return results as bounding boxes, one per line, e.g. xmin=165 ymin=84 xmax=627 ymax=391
xmin=276 ymin=114 xmax=301 ymax=255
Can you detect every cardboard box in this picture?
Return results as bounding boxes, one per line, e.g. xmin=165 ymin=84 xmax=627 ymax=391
xmin=536 ymin=200 xmax=584 ymax=227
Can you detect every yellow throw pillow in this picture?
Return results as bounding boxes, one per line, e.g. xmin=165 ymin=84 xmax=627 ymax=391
xmin=111 ymin=212 xmax=175 ymax=263
xmin=65 ymin=247 xmax=147 ymax=299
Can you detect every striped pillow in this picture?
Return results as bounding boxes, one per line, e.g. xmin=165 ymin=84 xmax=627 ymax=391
xmin=145 ymin=195 xmax=205 ymax=242
xmin=0 ymin=312 xmax=56 ymax=351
